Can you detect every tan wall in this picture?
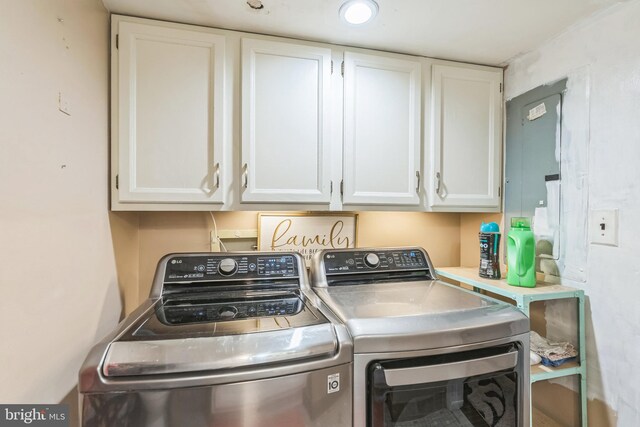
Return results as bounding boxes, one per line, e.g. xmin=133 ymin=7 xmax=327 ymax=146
xmin=356 ymin=212 xmax=460 ymax=266
xmin=109 ymin=212 xmax=140 ymax=317
xmin=0 ymin=0 xmax=117 ymax=410
xmin=118 ymin=211 xmax=503 ymax=312
xmin=132 ymin=211 xmax=461 ymax=306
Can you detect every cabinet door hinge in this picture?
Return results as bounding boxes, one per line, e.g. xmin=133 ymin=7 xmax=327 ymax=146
xmin=498 ymin=186 xmax=501 ymax=197
xmin=340 ymin=180 xmax=344 ymax=198
xmin=115 ymin=174 xmax=119 ymax=189
xmin=115 ymin=34 xmax=119 ymax=49
xmin=499 ymin=82 xmax=503 ymax=93
xmin=331 ymin=60 xmax=334 ymax=75
xmin=330 ymin=181 xmax=333 ymax=195
xmin=341 ymin=61 xmax=344 ymax=77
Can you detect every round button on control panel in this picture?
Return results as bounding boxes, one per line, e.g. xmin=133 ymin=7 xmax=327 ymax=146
xmin=218 ymin=258 xmax=238 ymax=276
xmin=364 ymin=253 xmax=380 ymax=268
xmin=218 ymin=306 xmax=238 ymax=320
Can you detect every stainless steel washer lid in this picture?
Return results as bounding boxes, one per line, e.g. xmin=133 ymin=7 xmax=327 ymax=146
xmin=80 ymin=252 xmax=354 ymax=394
xmin=313 ymin=280 xmax=528 ymax=353
xmin=102 ymin=292 xmax=340 ymax=377
xmin=103 ymin=322 xmax=338 ymax=377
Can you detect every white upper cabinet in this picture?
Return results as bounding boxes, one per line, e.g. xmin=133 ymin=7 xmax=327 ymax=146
xmin=342 ymin=52 xmax=422 ymax=205
xmin=429 ymin=64 xmax=502 ymax=210
xmin=111 ymin=16 xmax=504 ymax=212
xmin=241 ymin=38 xmax=332 ymax=203
xmin=114 ymin=20 xmax=227 ymax=205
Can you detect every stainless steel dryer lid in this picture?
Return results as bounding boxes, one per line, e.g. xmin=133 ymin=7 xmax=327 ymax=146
xmin=310 ymin=247 xmax=528 ymax=353
xmin=314 ymin=280 xmax=528 ymax=353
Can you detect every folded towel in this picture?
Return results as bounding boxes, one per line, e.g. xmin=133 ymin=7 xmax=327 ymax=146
xmin=530 ymin=351 xmax=542 ymax=365
xmin=540 ymin=356 xmax=577 ymax=367
xmin=530 ymin=331 xmax=578 ymax=363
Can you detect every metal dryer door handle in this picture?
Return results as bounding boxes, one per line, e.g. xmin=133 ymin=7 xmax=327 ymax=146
xmin=382 ymin=350 xmax=518 ymax=386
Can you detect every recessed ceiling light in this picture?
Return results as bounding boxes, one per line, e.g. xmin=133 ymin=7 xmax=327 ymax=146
xmin=340 ymin=0 xmax=379 ymax=25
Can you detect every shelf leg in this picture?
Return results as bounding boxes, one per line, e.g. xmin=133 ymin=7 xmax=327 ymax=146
xmin=578 ymin=294 xmax=588 ymax=427
xmin=521 ymin=296 xmax=533 ymax=427
xmin=580 ymin=374 xmax=588 ymax=427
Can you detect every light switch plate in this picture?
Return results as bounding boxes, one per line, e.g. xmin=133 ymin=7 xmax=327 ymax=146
xmin=589 ymin=209 xmax=618 ymax=246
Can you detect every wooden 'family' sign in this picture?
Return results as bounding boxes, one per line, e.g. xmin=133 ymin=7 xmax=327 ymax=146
xmin=257 ymin=213 xmax=358 ymax=265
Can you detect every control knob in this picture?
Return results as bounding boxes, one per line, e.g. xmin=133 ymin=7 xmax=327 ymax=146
xmin=218 ymin=306 xmax=238 ymax=320
xmin=364 ymin=253 xmax=380 ymax=268
xmin=218 ymin=258 xmax=238 ymax=276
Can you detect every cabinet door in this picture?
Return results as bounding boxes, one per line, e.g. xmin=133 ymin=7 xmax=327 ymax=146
xmin=115 ymin=21 xmax=226 ymax=204
xmin=430 ymin=65 xmax=502 ymax=209
xmin=241 ymin=38 xmax=332 ymax=203
xmin=343 ymin=52 xmax=422 ymax=206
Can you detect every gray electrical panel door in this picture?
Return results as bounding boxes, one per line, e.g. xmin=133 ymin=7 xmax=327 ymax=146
xmin=505 ymin=79 xmax=566 ymax=275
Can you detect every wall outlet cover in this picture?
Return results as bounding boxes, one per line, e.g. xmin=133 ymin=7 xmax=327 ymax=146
xmin=589 ymin=209 xmax=618 ymax=246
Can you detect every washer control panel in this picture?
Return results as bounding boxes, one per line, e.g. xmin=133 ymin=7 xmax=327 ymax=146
xmin=323 ymin=249 xmax=427 ymax=274
xmin=164 ymin=254 xmax=298 ymax=282
xmin=162 ymin=297 xmax=302 ymax=324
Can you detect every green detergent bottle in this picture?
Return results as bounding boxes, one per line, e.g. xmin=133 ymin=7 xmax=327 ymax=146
xmin=507 ymin=217 xmax=536 ymax=287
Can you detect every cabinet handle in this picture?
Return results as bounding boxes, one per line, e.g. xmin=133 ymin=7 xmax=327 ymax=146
xmin=242 ymin=163 xmax=248 ymax=189
xmin=435 ymin=172 xmax=442 ymax=195
xmin=214 ymin=163 xmax=220 ymax=189
xmin=415 ymin=171 xmax=421 ymax=193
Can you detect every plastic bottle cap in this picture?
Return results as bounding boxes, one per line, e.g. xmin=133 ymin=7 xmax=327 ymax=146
xmin=510 ymin=217 xmax=531 ymax=230
xmin=480 ymin=222 xmax=500 ymax=233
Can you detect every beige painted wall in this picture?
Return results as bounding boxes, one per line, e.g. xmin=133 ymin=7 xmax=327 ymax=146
xmin=109 ymin=212 xmax=140 ymax=317
xmin=0 ymin=0 xmax=118 ymax=410
xmin=133 ymin=212 xmax=461 ymax=306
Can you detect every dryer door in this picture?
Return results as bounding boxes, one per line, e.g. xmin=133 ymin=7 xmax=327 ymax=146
xmin=368 ymin=344 xmax=524 ymax=427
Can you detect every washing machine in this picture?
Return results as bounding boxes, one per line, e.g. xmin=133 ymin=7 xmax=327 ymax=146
xmin=79 ymin=252 xmax=352 ymax=427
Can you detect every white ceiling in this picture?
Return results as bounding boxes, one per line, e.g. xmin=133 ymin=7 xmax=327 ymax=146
xmin=101 ymin=0 xmax=622 ymax=65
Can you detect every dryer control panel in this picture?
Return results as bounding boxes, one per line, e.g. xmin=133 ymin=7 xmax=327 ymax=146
xmin=323 ymin=249 xmax=428 ymax=274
